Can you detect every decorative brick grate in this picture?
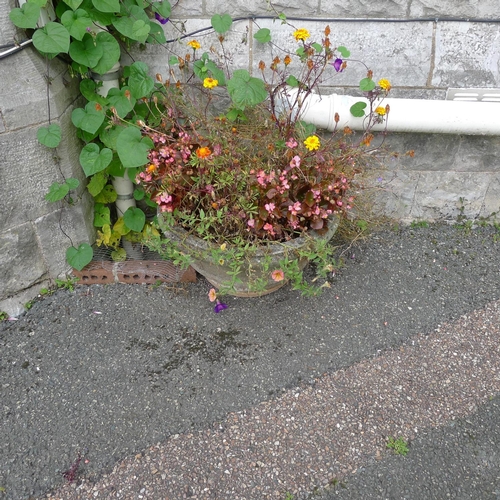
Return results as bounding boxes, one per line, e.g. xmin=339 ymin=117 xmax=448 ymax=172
xmin=71 ymin=246 xmax=196 ymax=285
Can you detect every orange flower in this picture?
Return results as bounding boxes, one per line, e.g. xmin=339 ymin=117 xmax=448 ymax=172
xmin=196 ymin=147 xmax=211 ymax=159
xmin=271 ymin=269 xmax=285 ymax=282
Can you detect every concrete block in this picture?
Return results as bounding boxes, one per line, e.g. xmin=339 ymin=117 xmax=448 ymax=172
xmin=409 ymin=0 xmax=500 ymax=18
xmin=432 ymin=22 xmax=500 ymax=88
xmin=0 ymin=222 xmax=48 ymax=299
xmin=0 ymin=280 xmax=51 ymax=318
xmin=0 ymin=49 xmax=79 ymax=131
xmin=481 ymin=174 xmax=500 ymax=220
xmin=319 ymin=0 xmax=408 ymax=18
xmin=169 ymin=0 xmax=203 ymax=17
xmin=410 ymin=171 xmax=491 ymax=220
xmin=251 ymin=19 xmax=433 ymax=87
xmin=35 ymin=203 xmax=95 ymax=280
xmin=205 ymin=0 xmax=320 ymax=16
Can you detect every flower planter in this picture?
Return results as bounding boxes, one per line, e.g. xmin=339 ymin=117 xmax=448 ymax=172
xmin=162 ymin=215 xmax=339 ymax=297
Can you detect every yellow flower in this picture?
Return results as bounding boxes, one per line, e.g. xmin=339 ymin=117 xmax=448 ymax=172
xmin=293 ymin=28 xmax=310 ymax=41
xmin=304 ymin=135 xmax=320 ymax=151
xmin=378 ymin=78 xmax=391 ymax=91
xmin=203 ymin=77 xmax=218 ymax=89
xmin=375 ymin=106 xmax=386 ymax=116
xmin=196 ymin=146 xmax=211 ymax=159
xmin=187 ymin=39 xmax=201 ymax=50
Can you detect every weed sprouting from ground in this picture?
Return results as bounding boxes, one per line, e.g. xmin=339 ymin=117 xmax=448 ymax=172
xmin=386 ymin=436 xmax=409 ymax=455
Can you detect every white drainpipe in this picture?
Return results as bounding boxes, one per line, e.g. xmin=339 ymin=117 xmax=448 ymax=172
xmin=281 ymin=88 xmax=500 ymax=136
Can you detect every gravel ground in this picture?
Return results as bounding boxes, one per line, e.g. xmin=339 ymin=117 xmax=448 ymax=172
xmin=1 ymin=223 xmax=500 ymax=499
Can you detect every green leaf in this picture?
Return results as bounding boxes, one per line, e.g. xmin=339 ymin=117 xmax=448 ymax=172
xmin=123 ymin=207 xmax=146 ymax=232
xmin=254 ymin=28 xmax=271 ymax=43
xmin=227 ymin=70 xmax=267 ymax=109
xmin=45 ymin=182 xmax=69 ymax=202
xmin=112 ymin=6 xmax=150 ymax=42
xmin=350 ymin=101 xmax=367 ymax=117
xmin=63 ymin=0 xmax=84 ymax=9
xmin=127 ymin=61 xmax=154 ymax=99
xmin=92 ymin=31 xmax=121 ymax=74
xmin=312 ymin=42 xmax=323 ymax=53
xmin=66 ymin=243 xmax=93 ymax=271
xmin=92 ymin=0 xmax=120 ymax=13
xmin=9 ymin=3 xmax=40 ymax=29
xmin=61 ymin=8 xmax=92 ymax=41
xmin=99 ymin=125 xmax=123 ymax=149
xmin=131 ymin=19 xmax=150 ymax=40
xmin=32 ymin=22 xmax=70 ymax=55
xmin=66 ymin=178 xmax=80 ymax=190
xmin=168 ymin=55 xmax=179 ymax=65
xmin=359 ymin=77 xmax=376 ymax=92
xmin=152 ymin=1 xmax=171 ymax=18
xmin=106 ymin=154 xmax=125 ymax=176
xmin=79 ymin=143 xmax=113 ymax=176
xmin=37 ymin=124 xmax=61 ymax=148
xmin=337 ymin=45 xmax=350 ymax=58
xmin=133 ymin=188 xmax=145 ymax=200
xmin=286 ymin=75 xmax=299 ymax=88
xmin=211 ymin=13 xmax=232 ymax=34
xmin=94 ymin=183 xmax=117 ymax=203
xmin=79 ymin=79 xmax=107 ymax=105
xmin=87 ymin=171 xmax=108 ymax=197
xmin=69 ymin=33 xmax=104 ymax=68
xmin=116 ymin=126 xmax=153 ymax=168
xmin=107 ymin=87 xmax=136 ymax=117
xmin=147 ymin=21 xmax=167 ymax=44
xmin=93 ymin=203 xmax=111 ymax=226
xmin=71 ymin=101 xmax=105 ymax=134
xmin=204 ymin=60 xmax=226 ymax=85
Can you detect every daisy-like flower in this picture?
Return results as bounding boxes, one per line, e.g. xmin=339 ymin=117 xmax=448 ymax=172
xmin=187 ymin=39 xmax=201 ymax=50
xmin=196 ymin=147 xmax=211 ymax=159
xmin=293 ymin=28 xmax=310 ymax=41
xmin=304 ymin=135 xmax=320 ymax=151
xmin=271 ymin=269 xmax=285 ymax=282
xmin=375 ymin=106 xmax=386 ymax=116
xmin=208 ymin=288 xmax=217 ymax=302
xmin=203 ymin=77 xmax=218 ymax=89
xmin=378 ymin=78 xmax=391 ymax=91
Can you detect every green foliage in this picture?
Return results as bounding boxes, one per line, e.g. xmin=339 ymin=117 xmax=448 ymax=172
xmin=116 ymin=127 xmax=153 ymax=168
xmin=55 ymin=275 xmax=80 ymax=291
xmin=350 ymin=101 xmax=367 ymax=117
xmin=227 ymin=70 xmax=267 ymax=109
xmin=45 ymin=178 xmax=80 ymax=202
xmin=66 ymin=243 xmax=93 ymax=271
xmin=254 ymin=28 xmax=271 ymax=43
xmin=79 ymin=143 xmax=113 ymax=176
xmin=211 ymin=13 xmax=232 ymax=34
xmin=0 ymin=311 xmax=8 ymax=321
xmin=359 ymin=77 xmax=376 ymax=92
xmin=32 ymin=22 xmax=70 ymax=56
xmin=386 ymin=436 xmax=409 ymax=456
xmin=37 ymin=124 xmax=61 ymax=148
xmin=9 ymin=2 xmax=40 ymax=29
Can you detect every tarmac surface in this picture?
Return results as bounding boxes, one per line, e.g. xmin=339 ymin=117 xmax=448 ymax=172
xmin=1 ymin=222 xmax=500 ymax=499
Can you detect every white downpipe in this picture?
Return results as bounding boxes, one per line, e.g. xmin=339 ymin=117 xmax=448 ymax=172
xmin=281 ymin=88 xmax=500 ymax=136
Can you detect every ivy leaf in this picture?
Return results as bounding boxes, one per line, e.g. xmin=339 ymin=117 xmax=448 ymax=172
xmin=350 ymin=101 xmax=367 ymax=117
xmin=286 ymin=75 xmax=300 ymax=88
xmin=87 ymin=171 xmax=108 ymax=197
xmin=37 ymin=124 xmax=61 ymax=148
xmin=32 ymin=22 xmax=70 ymax=55
xmin=99 ymin=126 xmax=123 ymax=150
xmin=61 ymin=8 xmax=92 ymax=41
xmin=107 ymin=87 xmax=136 ymax=117
xmin=152 ymin=1 xmax=171 ymax=18
xmin=227 ymin=70 xmax=267 ymax=109
xmin=71 ymin=101 xmax=105 ymax=134
xmin=127 ymin=61 xmax=154 ymax=99
xmin=337 ymin=46 xmax=350 ymax=58
xmin=123 ymin=207 xmax=146 ymax=232
xmin=66 ymin=243 xmax=93 ymax=271
xmin=79 ymin=143 xmax=113 ymax=176
xmin=211 ymin=13 xmax=232 ymax=34
xmin=254 ymin=28 xmax=271 ymax=43
xmin=66 ymin=178 xmax=80 ymax=190
xmin=69 ymin=33 xmax=104 ymax=68
xmin=112 ymin=6 xmax=150 ymax=43
xmin=359 ymin=77 xmax=376 ymax=92
xmin=116 ymin=126 xmax=153 ymax=168
xmin=94 ymin=184 xmax=117 ymax=203
xmin=63 ymin=0 xmax=84 ymax=9
xmin=93 ymin=203 xmax=111 ymax=227
xmin=91 ymin=0 xmax=120 ymax=13
xmin=9 ymin=3 xmax=40 ymax=29
xmin=79 ymin=79 xmax=107 ymax=105
xmin=45 ymin=182 xmax=69 ymax=202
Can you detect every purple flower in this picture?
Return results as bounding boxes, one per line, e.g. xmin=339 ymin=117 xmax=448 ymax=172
xmin=214 ymin=300 xmax=228 ymax=313
xmin=155 ymin=12 xmax=169 ymax=24
xmin=332 ymin=58 xmax=343 ymax=72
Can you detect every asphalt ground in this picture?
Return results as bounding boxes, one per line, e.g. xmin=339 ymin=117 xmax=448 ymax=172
xmin=1 ymin=223 xmax=500 ymax=499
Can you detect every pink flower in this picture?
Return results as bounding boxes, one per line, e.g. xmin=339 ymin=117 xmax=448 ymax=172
xmin=263 ymin=223 xmax=275 ymax=235
xmin=208 ymin=288 xmax=217 ymax=302
xmin=271 ymin=269 xmax=285 ymax=282
xmin=290 ymin=155 xmax=301 ymax=168
xmin=247 ymin=219 xmax=255 ymax=228
xmin=286 ymin=137 xmax=298 ymax=148
xmin=264 ymin=202 xmax=275 ymax=213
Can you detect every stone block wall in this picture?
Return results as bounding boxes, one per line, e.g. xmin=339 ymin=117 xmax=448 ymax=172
xmin=0 ymin=0 xmax=499 ymax=315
